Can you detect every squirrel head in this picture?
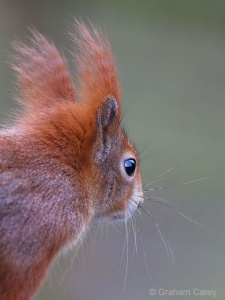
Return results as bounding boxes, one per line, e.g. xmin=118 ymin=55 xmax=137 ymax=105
xmin=10 ymin=20 xmax=143 ymax=225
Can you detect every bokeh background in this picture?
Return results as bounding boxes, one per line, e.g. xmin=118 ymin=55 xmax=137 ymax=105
xmin=1 ymin=1 xmax=225 ymax=299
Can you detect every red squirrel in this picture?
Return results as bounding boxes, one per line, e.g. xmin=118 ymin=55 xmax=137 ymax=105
xmin=0 ymin=21 xmax=143 ymax=299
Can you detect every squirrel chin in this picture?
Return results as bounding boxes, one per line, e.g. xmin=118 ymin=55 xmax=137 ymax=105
xmin=125 ymin=184 xmax=144 ymax=220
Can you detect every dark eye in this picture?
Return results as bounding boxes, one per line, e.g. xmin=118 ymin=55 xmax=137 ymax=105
xmin=124 ymin=159 xmax=136 ymax=177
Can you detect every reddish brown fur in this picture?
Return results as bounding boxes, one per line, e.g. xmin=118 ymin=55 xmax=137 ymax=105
xmin=0 ymin=21 xmax=142 ymax=299
xmin=11 ymin=29 xmax=76 ymax=110
xmin=71 ymin=21 xmax=121 ymax=110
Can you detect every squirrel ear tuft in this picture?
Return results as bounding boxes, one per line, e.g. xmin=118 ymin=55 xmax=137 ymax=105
xmin=94 ymin=96 xmax=118 ymax=161
xmin=11 ymin=29 xmax=76 ymax=111
xmin=70 ymin=20 xmax=121 ymax=116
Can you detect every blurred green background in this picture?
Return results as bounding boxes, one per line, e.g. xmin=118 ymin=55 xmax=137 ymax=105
xmin=1 ymin=1 xmax=225 ymax=299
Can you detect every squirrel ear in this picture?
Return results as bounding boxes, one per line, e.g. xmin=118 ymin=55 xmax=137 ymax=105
xmin=99 ymin=96 xmax=118 ymax=130
xmin=94 ymin=96 xmax=118 ymax=161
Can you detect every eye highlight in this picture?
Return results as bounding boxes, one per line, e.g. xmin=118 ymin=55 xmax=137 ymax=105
xmin=124 ymin=159 xmax=136 ymax=177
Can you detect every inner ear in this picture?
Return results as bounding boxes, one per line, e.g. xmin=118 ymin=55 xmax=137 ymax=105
xmin=94 ymin=96 xmax=118 ymax=161
xmin=100 ymin=96 xmax=118 ymax=129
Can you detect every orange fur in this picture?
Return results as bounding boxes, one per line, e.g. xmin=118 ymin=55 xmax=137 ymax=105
xmin=71 ymin=21 xmax=121 ymax=110
xmin=11 ymin=29 xmax=76 ymax=110
xmin=0 ymin=21 xmax=142 ymax=300
xmin=11 ymin=21 xmax=120 ymax=118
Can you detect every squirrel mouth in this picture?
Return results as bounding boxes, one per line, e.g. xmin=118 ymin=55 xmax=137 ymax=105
xmin=125 ymin=184 xmax=144 ymax=220
xmin=125 ymin=199 xmax=140 ymax=220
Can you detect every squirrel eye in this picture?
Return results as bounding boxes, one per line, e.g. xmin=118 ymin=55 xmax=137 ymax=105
xmin=124 ymin=159 xmax=136 ymax=177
